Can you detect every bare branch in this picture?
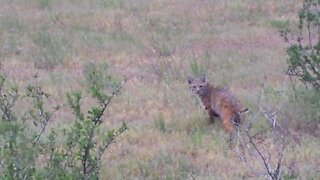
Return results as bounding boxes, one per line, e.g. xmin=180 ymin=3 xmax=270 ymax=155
xmin=231 ymin=72 xmax=290 ymax=180
xmin=274 ymin=136 xmax=286 ymax=180
xmin=245 ymin=129 xmax=274 ymax=179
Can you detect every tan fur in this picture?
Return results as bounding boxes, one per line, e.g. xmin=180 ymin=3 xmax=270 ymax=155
xmin=188 ymin=76 xmax=247 ymax=133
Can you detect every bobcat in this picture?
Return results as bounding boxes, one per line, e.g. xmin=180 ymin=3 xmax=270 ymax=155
xmin=188 ymin=75 xmax=248 ymax=132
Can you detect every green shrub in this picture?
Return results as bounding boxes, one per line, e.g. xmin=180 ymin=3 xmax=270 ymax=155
xmin=0 ymin=64 xmax=127 ymax=179
xmin=0 ymin=76 xmax=44 ymax=179
xmin=284 ymin=0 xmax=320 ymax=90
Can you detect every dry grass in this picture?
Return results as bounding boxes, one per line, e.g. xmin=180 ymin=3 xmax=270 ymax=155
xmin=1 ymin=0 xmax=319 ymax=179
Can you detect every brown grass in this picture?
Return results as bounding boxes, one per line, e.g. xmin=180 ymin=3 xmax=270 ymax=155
xmin=1 ymin=0 xmax=319 ymax=179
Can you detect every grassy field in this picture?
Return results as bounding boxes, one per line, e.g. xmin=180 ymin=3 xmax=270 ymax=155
xmin=1 ymin=0 xmax=319 ymax=179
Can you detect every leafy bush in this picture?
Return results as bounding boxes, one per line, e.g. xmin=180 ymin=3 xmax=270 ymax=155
xmin=285 ymin=0 xmax=320 ymax=90
xmin=0 ymin=64 xmax=127 ymax=179
xmin=0 ymin=76 xmax=45 ymax=178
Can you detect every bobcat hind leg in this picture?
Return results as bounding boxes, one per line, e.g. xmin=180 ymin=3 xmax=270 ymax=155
xmin=220 ymin=110 xmax=234 ymax=133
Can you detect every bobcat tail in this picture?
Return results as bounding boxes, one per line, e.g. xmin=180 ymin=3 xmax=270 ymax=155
xmin=239 ymin=108 xmax=249 ymax=114
xmin=233 ymin=108 xmax=249 ymax=126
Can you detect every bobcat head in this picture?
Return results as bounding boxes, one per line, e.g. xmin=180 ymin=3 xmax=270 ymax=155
xmin=188 ymin=75 xmax=208 ymax=96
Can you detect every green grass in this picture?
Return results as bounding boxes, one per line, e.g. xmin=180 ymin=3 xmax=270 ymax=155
xmin=0 ymin=0 xmax=319 ymax=179
xmin=32 ymin=27 xmax=71 ymax=69
xmin=38 ymin=0 xmax=51 ymax=9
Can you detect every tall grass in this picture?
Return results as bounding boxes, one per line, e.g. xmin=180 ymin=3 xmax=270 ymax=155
xmin=32 ymin=27 xmax=71 ymax=69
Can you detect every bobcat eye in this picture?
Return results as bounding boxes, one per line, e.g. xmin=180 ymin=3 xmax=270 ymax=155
xmin=199 ymin=85 xmax=203 ymax=88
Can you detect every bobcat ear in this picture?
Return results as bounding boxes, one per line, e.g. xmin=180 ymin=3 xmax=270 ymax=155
xmin=200 ymin=74 xmax=206 ymax=83
xmin=188 ymin=76 xmax=193 ymax=84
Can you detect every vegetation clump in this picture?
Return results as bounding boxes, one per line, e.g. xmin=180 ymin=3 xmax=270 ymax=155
xmin=0 ymin=64 xmax=126 ymax=179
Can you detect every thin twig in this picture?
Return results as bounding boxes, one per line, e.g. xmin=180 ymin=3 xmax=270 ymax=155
xmin=274 ymin=136 xmax=286 ymax=180
xmin=85 ymin=123 xmax=126 ymax=175
xmin=93 ymin=77 xmax=127 ymax=125
xmin=245 ymin=129 xmax=274 ymax=179
xmin=307 ymin=0 xmax=313 ymax=47
xmin=32 ymin=108 xmax=58 ymax=146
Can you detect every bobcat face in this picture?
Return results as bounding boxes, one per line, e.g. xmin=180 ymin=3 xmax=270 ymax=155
xmin=188 ymin=76 xmax=208 ymax=96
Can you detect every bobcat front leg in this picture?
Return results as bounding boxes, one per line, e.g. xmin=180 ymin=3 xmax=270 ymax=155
xmin=206 ymin=107 xmax=220 ymax=122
